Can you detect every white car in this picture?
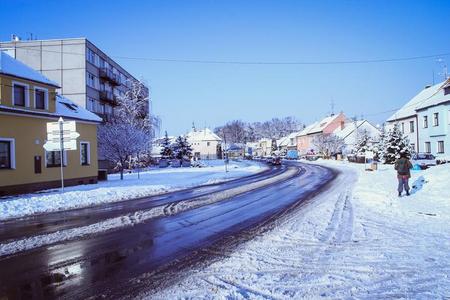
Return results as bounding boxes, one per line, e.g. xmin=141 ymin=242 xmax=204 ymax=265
xmin=412 ymin=153 xmax=437 ymax=169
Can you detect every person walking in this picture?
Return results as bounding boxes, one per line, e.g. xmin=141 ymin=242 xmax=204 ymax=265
xmin=394 ymin=151 xmax=413 ymax=196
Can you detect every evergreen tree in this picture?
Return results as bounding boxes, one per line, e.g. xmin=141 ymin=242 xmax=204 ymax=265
xmin=354 ymin=129 xmax=372 ymax=155
xmin=271 ymin=138 xmax=278 ymax=155
xmin=174 ymin=136 xmax=193 ymax=160
xmin=160 ymin=131 xmax=174 ymax=159
xmin=380 ymin=124 xmax=412 ymax=164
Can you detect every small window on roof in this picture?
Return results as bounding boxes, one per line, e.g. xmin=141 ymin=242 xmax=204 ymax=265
xmin=62 ymin=102 xmax=78 ymax=111
xmin=444 ymin=86 xmax=450 ymax=96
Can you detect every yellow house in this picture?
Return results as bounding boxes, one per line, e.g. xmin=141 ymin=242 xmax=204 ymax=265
xmin=0 ymin=52 xmax=102 ymax=195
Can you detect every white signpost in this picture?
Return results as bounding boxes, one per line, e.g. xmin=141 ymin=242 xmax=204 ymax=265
xmin=364 ymin=151 xmax=374 ymax=171
xmin=43 ymin=117 xmax=80 ymax=191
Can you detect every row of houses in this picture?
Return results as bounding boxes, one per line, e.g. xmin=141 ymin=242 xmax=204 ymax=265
xmin=386 ymin=79 xmax=450 ymax=159
xmin=253 ymin=112 xmax=380 ymax=158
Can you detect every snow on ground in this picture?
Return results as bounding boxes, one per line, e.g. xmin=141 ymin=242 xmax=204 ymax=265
xmin=147 ymin=160 xmax=450 ymax=299
xmin=0 ymin=160 xmax=265 ymax=221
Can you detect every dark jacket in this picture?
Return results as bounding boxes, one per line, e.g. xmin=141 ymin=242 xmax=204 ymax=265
xmin=394 ymin=157 xmax=412 ymax=178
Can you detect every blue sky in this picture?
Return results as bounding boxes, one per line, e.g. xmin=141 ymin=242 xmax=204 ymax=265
xmin=1 ymin=0 xmax=450 ymax=136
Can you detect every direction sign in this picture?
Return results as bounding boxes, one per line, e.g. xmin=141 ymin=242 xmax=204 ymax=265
xmin=45 ymin=118 xmax=80 ymax=151
xmin=44 ymin=140 xmax=77 ymax=151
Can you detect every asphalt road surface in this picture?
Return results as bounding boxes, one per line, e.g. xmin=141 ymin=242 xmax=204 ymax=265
xmin=0 ymin=161 xmax=335 ymax=299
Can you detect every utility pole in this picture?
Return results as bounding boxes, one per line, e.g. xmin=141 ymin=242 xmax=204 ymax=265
xmin=224 ymin=134 xmax=228 ymax=173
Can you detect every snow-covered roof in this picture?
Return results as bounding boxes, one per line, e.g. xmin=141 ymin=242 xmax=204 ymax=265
xmin=296 ymin=121 xmax=319 ymax=137
xmin=278 ymin=131 xmax=300 ymax=147
xmin=387 ymin=80 xmax=449 ymax=121
xmin=416 ymin=79 xmax=450 ymax=111
xmin=186 ymin=128 xmax=222 ymax=142
xmin=334 ymin=120 xmax=366 ymax=139
xmin=308 ymin=114 xmax=342 ymax=134
xmin=56 ymin=95 xmax=102 ymax=122
xmin=0 ymin=51 xmax=59 ymax=87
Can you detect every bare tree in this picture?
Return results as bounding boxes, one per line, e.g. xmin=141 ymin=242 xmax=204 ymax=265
xmin=312 ymin=134 xmax=345 ymax=158
xmin=214 ymin=117 xmax=302 ymax=143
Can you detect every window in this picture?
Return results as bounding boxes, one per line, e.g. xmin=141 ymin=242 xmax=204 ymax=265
xmin=437 ymin=141 xmax=444 ymax=154
xmin=401 ymin=122 xmax=405 ymax=133
xmin=86 ymin=97 xmax=95 ymax=111
xmin=207 ymin=142 xmax=210 ymax=146
xmin=409 ymin=120 xmax=414 ymax=133
xmin=34 ymin=88 xmax=48 ymax=109
xmin=444 ymin=86 xmax=450 ymax=95
xmin=433 ymin=113 xmax=439 ymax=126
xmin=13 ymin=83 xmax=27 ymax=106
xmin=0 ymin=138 xmax=15 ymax=169
xmin=87 ymin=48 xmax=97 ymax=65
xmin=424 ymin=142 xmax=431 ymax=154
xmin=410 ymin=143 xmax=415 ymax=152
xmin=423 ymin=115 xmax=428 ymax=128
xmin=46 ymin=151 xmax=66 ymax=167
xmin=99 ymin=57 xmax=105 ymax=68
xmin=80 ymin=142 xmax=90 ymax=165
xmin=86 ymin=72 xmax=97 ymax=89
xmin=0 ymin=141 xmax=11 ymax=169
xmin=100 ymin=103 xmax=105 ymax=114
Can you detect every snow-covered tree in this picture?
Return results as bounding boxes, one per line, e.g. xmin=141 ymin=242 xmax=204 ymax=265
xmin=379 ymin=124 xmax=412 ymax=164
xmin=173 ymin=136 xmax=193 ymax=160
xmin=271 ymin=138 xmax=278 ymax=155
xmin=160 ymin=131 xmax=174 ymax=159
xmin=98 ymin=120 xmax=150 ymax=180
xmin=312 ymin=134 xmax=345 ymax=158
xmin=354 ymin=129 xmax=372 ymax=155
xmin=98 ymin=80 xmax=154 ymax=179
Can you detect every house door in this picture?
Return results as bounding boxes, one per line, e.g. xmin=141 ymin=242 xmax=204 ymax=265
xmin=34 ymin=156 xmax=42 ymax=174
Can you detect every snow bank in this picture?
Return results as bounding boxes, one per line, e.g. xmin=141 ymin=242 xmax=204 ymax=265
xmin=146 ymin=160 xmax=450 ymax=299
xmin=0 ymin=160 xmax=265 ymax=221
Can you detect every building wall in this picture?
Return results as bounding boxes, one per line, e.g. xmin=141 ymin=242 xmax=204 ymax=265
xmin=0 ymin=113 xmax=98 ymax=189
xmin=190 ymin=140 xmax=220 ymax=159
xmin=0 ymin=75 xmax=57 ymax=113
xmin=323 ymin=113 xmax=346 ymax=134
xmin=417 ymin=103 xmax=450 ymax=158
xmin=297 ymin=135 xmax=311 ymax=155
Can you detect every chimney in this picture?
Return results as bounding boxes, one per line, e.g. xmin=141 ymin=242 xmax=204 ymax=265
xmin=11 ymin=34 xmax=21 ymax=42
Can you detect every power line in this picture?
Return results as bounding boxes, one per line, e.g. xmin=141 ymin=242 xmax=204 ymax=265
xmin=1 ymin=46 xmax=450 ymax=65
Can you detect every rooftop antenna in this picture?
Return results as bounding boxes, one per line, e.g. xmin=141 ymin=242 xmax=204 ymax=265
xmin=192 ymin=121 xmax=196 ymax=131
xmin=330 ymin=98 xmax=335 ymax=116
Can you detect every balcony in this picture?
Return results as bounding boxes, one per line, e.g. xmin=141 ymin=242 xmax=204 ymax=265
xmin=99 ymin=90 xmax=114 ymax=102
xmin=99 ymin=68 xmax=120 ymax=86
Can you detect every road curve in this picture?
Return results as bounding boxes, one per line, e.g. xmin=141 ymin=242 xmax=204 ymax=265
xmin=0 ymin=161 xmax=335 ymax=299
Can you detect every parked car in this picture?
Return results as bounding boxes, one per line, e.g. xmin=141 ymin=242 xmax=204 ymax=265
xmin=271 ymin=156 xmax=282 ymax=165
xmin=412 ymin=153 xmax=437 ymax=169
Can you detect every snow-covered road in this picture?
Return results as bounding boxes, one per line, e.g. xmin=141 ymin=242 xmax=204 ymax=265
xmin=147 ymin=161 xmax=450 ymax=299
